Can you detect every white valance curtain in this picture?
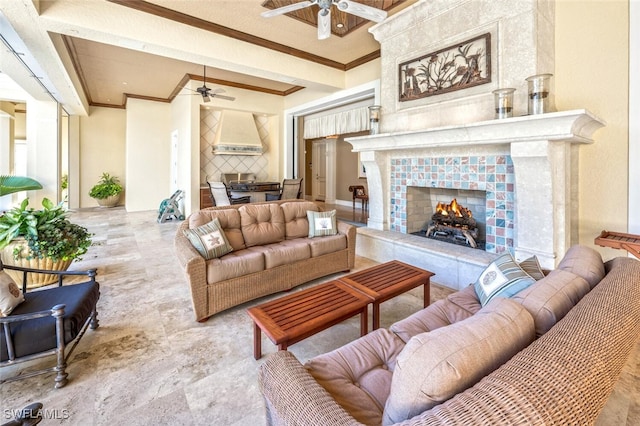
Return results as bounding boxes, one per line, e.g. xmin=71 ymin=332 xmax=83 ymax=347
xmin=303 ymin=106 xmax=370 ymax=139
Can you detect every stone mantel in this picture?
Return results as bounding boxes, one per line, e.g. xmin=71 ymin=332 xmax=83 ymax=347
xmin=347 ymin=110 xmax=605 ymax=153
xmin=346 ymin=110 xmax=605 ymax=270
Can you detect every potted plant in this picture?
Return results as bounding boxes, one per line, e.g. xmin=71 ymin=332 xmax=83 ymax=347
xmin=89 ymin=172 xmax=123 ymax=207
xmin=0 ymin=198 xmax=92 ymax=287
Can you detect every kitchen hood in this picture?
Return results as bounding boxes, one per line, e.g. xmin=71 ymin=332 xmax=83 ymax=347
xmin=212 ymin=110 xmax=264 ymax=155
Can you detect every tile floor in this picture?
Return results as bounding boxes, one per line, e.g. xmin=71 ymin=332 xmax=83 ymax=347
xmin=0 ymin=206 xmax=637 ymax=425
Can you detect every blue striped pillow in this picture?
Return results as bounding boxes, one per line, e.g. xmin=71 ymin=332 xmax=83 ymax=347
xmin=473 ymin=253 xmax=536 ymax=306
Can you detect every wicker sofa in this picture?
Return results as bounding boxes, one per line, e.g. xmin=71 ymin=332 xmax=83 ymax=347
xmin=259 ymin=246 xmax=640 ymax=425
xmin=175 ymin=200 xmax=356 ymax=322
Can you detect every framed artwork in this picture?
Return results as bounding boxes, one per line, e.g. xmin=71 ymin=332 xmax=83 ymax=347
xmin=399 ymin=33 xmax=491 ymax=102
xmin=358 ymin=153 xmax=367 ymax=179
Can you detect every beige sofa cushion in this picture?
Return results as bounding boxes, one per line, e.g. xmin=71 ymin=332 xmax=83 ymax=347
xmin=511 ymin=268 xmax=590 ymax=336
xmin=257 ymin=239 xmax=311 ymax=269
xmin=383 ymin=298 xmax=535 ymax=425
xmin=390 ymin=285 xmax=481 ymax=343
xmin=189 ymin=208 xmax=245 ymax=251
xmin=205 ymin=249 xmax=265 ymax=284
xmin=305 ymin=328 xmax=406 ymax=426
xmin=557 ymin=244 xmax=605 ymax=289
xmin=239 ymin=204 xmax=285 ymax=247
xmin=281 ymin=201 xmax=320 ymax=239
xmin=307 ymin=234 xmax=347 ymax=257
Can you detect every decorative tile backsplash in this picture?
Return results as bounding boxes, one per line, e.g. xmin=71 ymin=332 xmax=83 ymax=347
xmin=390 ymin=155 xmax=515 ymax=253
xmin=200 ymin=109 xmax=270 ymax=183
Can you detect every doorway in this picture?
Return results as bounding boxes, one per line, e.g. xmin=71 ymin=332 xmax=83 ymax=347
xmin=311 ymin=139 xmax=327 ymax=201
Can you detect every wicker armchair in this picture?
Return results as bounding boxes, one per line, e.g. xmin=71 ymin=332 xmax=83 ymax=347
xmin=0 ymin=262 xmax=99 ymax=389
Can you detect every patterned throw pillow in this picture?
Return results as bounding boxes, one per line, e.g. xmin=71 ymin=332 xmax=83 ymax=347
xmin=519 ymin=255 xmax=546 ymax=280
xmin=0 ymin=270 xmax=24 ymax=317
xmin=473 ymin=252 xmax=536 ymax=306
xmin=183 ymin=218 xmax=233 ymax=260
xmin=307 ymin=210 xmax=338 ymax=238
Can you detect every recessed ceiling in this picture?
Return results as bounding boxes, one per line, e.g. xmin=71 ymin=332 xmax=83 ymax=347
xmin=1 ymin=0 xmax=418 ymax=111
xmin=261 ymin=0 xmax=406 ymax=38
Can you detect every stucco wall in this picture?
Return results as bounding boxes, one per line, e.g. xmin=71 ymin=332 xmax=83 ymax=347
xmin=555 ymin=0 xmax=629 ymax=260
xmin=79 ymin=107 xmax=126 ymax=208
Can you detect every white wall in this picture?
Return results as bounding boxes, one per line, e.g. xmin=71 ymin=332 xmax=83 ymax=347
xmin=79 ymin=107 xmax=126 ymax=208
xmin=125 ymin=98 xmax=172 ymax=212
xmin=556 ymin=1 xmax=629 ymax=259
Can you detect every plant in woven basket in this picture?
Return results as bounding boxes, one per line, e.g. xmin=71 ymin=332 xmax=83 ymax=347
xmin=0 ymin=198 xmax=92 ymax=262
xmin=89 ymin=172 xmax=123 ymax=200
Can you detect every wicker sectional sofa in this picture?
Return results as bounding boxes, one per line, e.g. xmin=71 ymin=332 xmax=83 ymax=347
xmin=259 ymin=246 xmax=640 ymax=425
xmin=175 ymin=200 xmax=356 ymax=322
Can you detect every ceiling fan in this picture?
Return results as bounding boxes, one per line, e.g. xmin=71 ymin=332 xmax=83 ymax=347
xmin=193 ymin=66 xmax=235 ymax=103
xmin=261 ymin=0 xmax=388 ymax=40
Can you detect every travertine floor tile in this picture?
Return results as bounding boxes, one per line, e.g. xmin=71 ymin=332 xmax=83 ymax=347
xmin=1 ymin=206 xmax=635 ymax=425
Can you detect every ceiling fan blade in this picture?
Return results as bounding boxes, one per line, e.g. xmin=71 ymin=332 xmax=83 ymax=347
xmin=261 ymin=1 xmax=314 ymax=18
xmin=212 ymin=88 xmax=226 ymax=94
xmin=337 ymin=0 xmax=387 ymax=23
xmin=318 ymin=8 xmax=331 ymax=40
xmin=213 ymin=94 xmax=236 ymax=101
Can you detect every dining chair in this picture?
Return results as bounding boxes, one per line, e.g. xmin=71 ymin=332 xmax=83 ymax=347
xmin=207 ymin=181 xmax=250 ymax=206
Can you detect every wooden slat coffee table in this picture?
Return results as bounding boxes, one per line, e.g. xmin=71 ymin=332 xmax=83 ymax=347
xmin=248 ymin=280 xmax=371 ymax=360
xmin=338 ymin=260 xmax=434 ymax=330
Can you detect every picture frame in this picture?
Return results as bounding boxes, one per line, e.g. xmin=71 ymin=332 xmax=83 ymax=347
xmin=398 ymin=32 xmax=491 ymax=102
xmin=358 ymin=153 xmax=367 ymax=179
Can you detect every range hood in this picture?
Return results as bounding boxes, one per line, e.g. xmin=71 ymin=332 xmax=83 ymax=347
xmin=212 ymin=110 xmax=264 ymax=155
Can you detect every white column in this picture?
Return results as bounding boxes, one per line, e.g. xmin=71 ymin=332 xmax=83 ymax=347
xmin=67 ymin=115 xmax=81 ymax=209
xmin=0 ymin=107 xmax=15 ymax=211
xmin=26 ymin=99 xmax=59 ymax=207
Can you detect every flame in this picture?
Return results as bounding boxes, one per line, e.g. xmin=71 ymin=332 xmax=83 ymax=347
xmin=435 ymin=198 xmax=473 ymax=218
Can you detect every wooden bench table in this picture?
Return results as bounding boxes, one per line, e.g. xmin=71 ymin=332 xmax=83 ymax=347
xmin=247 ymin=280 xmax=371 ymax=360
xmin=338 ymin=260 xmax=434 ymax=330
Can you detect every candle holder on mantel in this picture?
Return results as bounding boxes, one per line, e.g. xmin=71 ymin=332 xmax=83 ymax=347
xmin=492 ymin=88 xmax=516 ymax=119
xmin=526 ymin=73 xmax=553 ymax=115
xmin=368 ymin=105 xmax=381 ymax=135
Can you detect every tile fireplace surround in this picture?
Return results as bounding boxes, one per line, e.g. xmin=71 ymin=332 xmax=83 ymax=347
xmin=348 ymin=110 xmax=604 ymax=289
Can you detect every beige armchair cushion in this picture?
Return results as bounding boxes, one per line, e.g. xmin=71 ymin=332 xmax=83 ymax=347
xmin=511 ymin=268 xmax=590 ymax=336
xmin=305 ymin=328 xmax=406 ymax=425
xmin=383 ymin=298 xmax=535 ymax=425
xmin=281 ymin=201 xmax=319 ymax=239
xmin=239 ymin=204 xmax=285 ymax=247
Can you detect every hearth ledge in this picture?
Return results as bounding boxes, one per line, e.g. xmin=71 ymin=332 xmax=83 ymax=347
xmin=356 ymin=227 xmax=496 ymax=291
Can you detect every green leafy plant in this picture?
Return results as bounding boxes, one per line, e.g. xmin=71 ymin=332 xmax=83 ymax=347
xmin=0 ymin=175 xmax=42 ymax=197
xmin=89 ymin=172 xmax=123 ymax=200
xmin=0 ymin=198 xmax=92 ymax=262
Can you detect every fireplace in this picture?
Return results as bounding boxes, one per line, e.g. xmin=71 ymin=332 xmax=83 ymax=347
xmin=348 ymin=111 xmax=604 ymax=274
xmin=415 ymin=197 xmax=483 ymax=249
xmin=392 ymin=154 xmax=514 ymax=253
xmin=343 ymin=0 xmax=604 ymax=288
